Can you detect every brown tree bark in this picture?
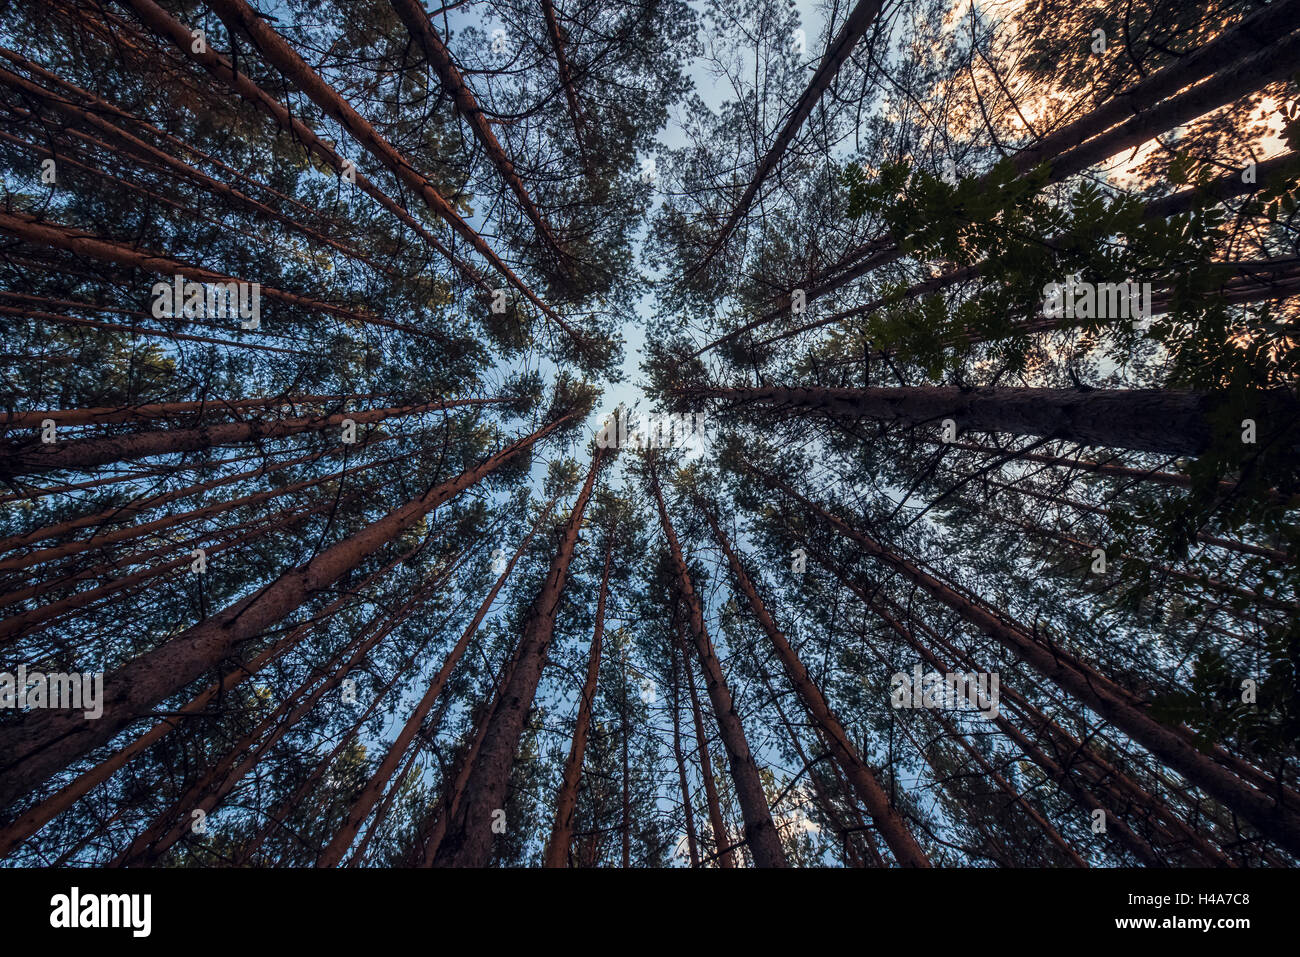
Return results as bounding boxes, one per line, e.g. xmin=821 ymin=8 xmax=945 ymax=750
xmin=762 ymin=468 xmax=1300 ymax=855
xmin=543 ymin=532 xmax=614 ymax=867
xmin=431 ymin=447 xmax=606 ymax=866
xmin=317 ymin=497 xmax=561 ymax=867
xmin=975 ymin=474 xmax=1288 ymax=563
xmin=539 ymin=0 xmax=591 ymax=170
xmin=677 ymin=621 xmax=734 ymax=868
xmin=1 ymin=393 xmax=394 ymax=431
xmin=198 ymin=0 xmax=590 ymax=353
xmin=0 ymin=302 xmax=308 ymax=357
xmin=115 ymin=563 xmax=461 ymax=865
xmin=0 ymin=451 xmax=400 ymax=577
xmin=0 ymin=540 xmax=421 ymax=861
xmin=0 ymin=59 xmax=397 ymax=276
xmin=115 ymin=0 xmax=495 ymax=298
xmin=650 ymin=463 xmax=788 ymax=867
xmin=407 ymin=594 xmax=548 ymax=867
xmin=0 ymin=411 xmax=577 ymax=809
xmin=682 ymin=383 xmax=1299 ymax=457
xmin=699 ymin=502 xmax=930 ymax=866
xmin=2 ymin=394 xmax=498 ymax=478
xmin=669 ymin=639 xmax=702 ymax=867
xmin=691 ymin=0 xmax=887 ymax=272
xmin=388 ymin=0 xmax=570 ymax=266
xmin=0 ymin=488 xmax=362 ymax=645
xmin=913 ymin=434 xmax=1299 ymax=508
xmin=0 ymin=210 xmax=421 ymax=335
xmin=0 ymin=434 xmax=390 ymax=556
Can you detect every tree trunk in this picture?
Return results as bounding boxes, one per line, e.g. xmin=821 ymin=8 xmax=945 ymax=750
xmin=117 ymin=0 xmax=494 ymax=297
xmin=677 ymin=623 xmax=734 ymax=868
xmin=0 ymin=210 xmax=420 ymax=335
xmin=650 ymin=464 xmax=788 ymax=867
xmin=669 ymin=641 xmax=701 ymax=867
xmin=318 ymin=498 xmax=560 ymax=867
xmin=200 ymin=0 xmax=589 ymax=352
xmin=431 ymin=448 xmax=605 ymax=866
xmin=0 ymin=539 xmax=420 ymax=861
xmin=388 ymin=0 xmax=568 ymax=265
xmin=691 ymin=0 xmax=887 ymax=271
xmin=700 ymin=502 xmax=930 ymax=866
xmin=2 ymin=394 xmax=498 ymax=478
xmin=543 ymin=532 xmax=613 ymax=867
xmin=685 ymin=384 xmax=1298 ymax=457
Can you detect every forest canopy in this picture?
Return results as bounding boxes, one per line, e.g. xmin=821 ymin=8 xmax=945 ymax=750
xmin=0 ymin=0 xmax=1297 ymax=869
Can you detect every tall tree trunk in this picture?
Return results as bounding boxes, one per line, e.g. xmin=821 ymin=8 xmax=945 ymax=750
xmin=1 ymin=489 xmax=363 ymax=645
xmin=677 ymin=623 xmax=734 ymax=868
xmin=620 ymin=649 xmax=631 ymax=868
xmin=543 ymin=533 xmax=614 ymax=867
xmin=0 ymin=210 xmax=421 ymax=335
xmin=431 ymin=448 xmax=606 ymax=866
xmin=116 ymin=0 xmax=494 ymax=297
xmin=0 ymin=539 xmax=420 ymax=860
xmin=669 ymin=640 xmax=701 ymax=868
xmin=650 ymin=463 xmax=788 ymax=867
xmin=0 ymin=434 xmax=390 ymax=557
xmin=200 ymin=0 xmax=589 ymax=352
xmin=915 ymin=434 xmax=1299 ymax=508
xmin=684 ymin=384 xmax=1299 ymax=457
xmin=884 ymin=576 xmax=1236 ymax=866
xmin=411 ymin=643 xmax=523 ymax=866
xmin=539 ymin=0 xmax=591 ymax=171
xmin=388 ymin=0 xmax=568 ymax=266
xmin=115 ymin=561 xmax=462 ymax=866
xmin=3 ymin=390 xmax=501 ymax=478
xmin=318 ymin=498 xmax=560 ymax=867
xmin=786 ymin=2 xmax=1300 ymax=305
xmin=752 ymin=658 xmax=873 ymax=867
xmin=0 ymin=392 xmax=392 ymax=431
xmin=0 ymin=452 xmax=401 ymax=577
xmin=691 ymin=0 xmax=887 ymax=272
xmin=699 ymin=502 xmax=930 ymax=866
xmin=0 ymin=59 xmax=395 ymax=275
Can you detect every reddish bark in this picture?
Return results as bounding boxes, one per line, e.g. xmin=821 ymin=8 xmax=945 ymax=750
xmin=700 ymin=503 xmax=930 ymax=866
xmin=650 ymin=464 xmax=788 ymax=867
xmin=765 ymin=470 xmax=1300 ymax=855
xmin=3 ymin=395 xmax=500 ymax=478
xmin=0 ymin=210 xmax=422 ymax=335
xmin=431 ymin=448 xmax=606 ymax=866
xmin=389 ymin=0 xmax=569 ymax=266
xmin=317 ymin=498 xmax=561 ymax=867
xmin=669 ymin=643 xmax=702 ymax=867
xmin=200 ymin=0 xmax=590 ymax=353
xmin=0 ymin=543 xmax=421 ymax=860
xmin=0 ymin=412 xmax=576 ymax=808
xmin=116 ymin=0 xmax=495 ymax=298
xmin=677 ymin=624 xmax=734 ymax=868
xmin=543 ymin=533 xmax=614 ymax=867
